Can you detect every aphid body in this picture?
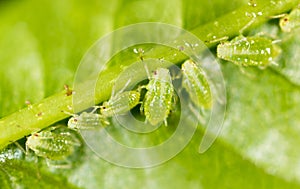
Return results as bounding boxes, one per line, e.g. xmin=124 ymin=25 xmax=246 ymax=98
xmin=217 ymin=35 xmax=281 ymax=67
xmin=280 ymin=7 xmax=300 ymax=32
xmin=143 ymin=68 xmax=174 ymax=126
xmin=100 ymin=90 xmax=140 ymax=117
xmin=26 ymin=127 xmax=81 ymax=161
xmin=68 ymin=111 xmax=107 ymax=130
xmin=181 ymin=60 xmax=212 ymax=109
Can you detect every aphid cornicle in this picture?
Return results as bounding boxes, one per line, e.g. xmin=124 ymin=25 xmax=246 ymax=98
xmin=26 ymin=127 xmax=81 ymax=164
xmin=99 ymin=90 xmax=141 ymax=117
xmin=181 ymin=60 xmax=212 ymax=109
xmin=142 ymin=67 xmax=174 ymax=126
xmin=217 ymin=35 xmax=281 ymax=67
xmin=280 ymin=7 xmax=300 ymax=32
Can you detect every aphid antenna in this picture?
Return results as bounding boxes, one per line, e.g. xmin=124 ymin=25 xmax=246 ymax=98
xmin=142 ymin=61 xmax=151 ymax=79
xmin=111 ymin=78 xmax=132 ymax=97
xmin=89 ymin=106 xmax=101 ymax=113
xmin=62 ymin=110 xmax=77 ymax=117
xmin=239 ymin=12 xmax=257 ymax=34
xmin=13 ymin=141 xmax=27 ymax=154
xmin=205 ymin=36 xmax=229 ymax=44
xmin=269 ymin=14 xmax=287 ymax=19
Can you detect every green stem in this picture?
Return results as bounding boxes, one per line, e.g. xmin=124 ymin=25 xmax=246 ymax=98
xmin=0 ymin=0 xmax=298 ymax=149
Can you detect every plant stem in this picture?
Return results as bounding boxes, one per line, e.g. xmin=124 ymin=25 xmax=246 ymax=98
xmin=0 ymin=0 xmax=298 ymax=149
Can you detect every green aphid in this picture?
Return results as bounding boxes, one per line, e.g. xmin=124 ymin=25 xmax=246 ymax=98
xmin=100 ymin=90 xmax=141 ymax=117
xmin=181 ymin=60 xmax=212 ymax=109
xmin=143 ymin=68 xmax=174 ymax=126
xmin=67 ymin=110 xmax=108 ymax=130
xmin=280 ymin=7 xmax=300 ymax=32
xmin=26 ymin=127 xmax=81 ymax=162
xmin=217 ymin=35 xmax=281 ymax=67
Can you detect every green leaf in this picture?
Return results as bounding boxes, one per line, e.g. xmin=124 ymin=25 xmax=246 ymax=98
xmin=1 ymin=0 xmax=300 ymax=188
xmin=276 ymin=30 xmax=300 ymax=85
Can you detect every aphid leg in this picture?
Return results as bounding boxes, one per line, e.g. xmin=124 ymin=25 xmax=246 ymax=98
xmin=269 ymin=61 xmax=279 ymax=67
xmin=272 ymin=39 xmax=282 ymax=44
xmin=140 ymin=101 xmax=145 ymax=115
xmin=46 ymin=159 xmax=72 ymax=169
xmin=239 ymin=66 xmax=256 ymax=78
xmin=163 ymin=118 xmax=168 ymax=127
xmin=113 ymin=78 xmax=132 ymax=97
xmin=188 ymin=103 xmax=206 ymax=124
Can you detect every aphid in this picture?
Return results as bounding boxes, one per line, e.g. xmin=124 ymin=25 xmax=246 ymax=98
xmin=26 ymin=126 xmax=81 ymax=167
xmin=66 ymin=109 xmax=108 ymax=130
xmin=181 ymin=60 xmax=212 ymax=109
xmin=142 ymin=67 xmax=174 ymax=126
xmin=217 ymin=35 xmax=281 ymax=67
xmin=99 ymin=90 xmax=141 ymax=117
xmin=279 ymin=7 xmax=300 ymax=32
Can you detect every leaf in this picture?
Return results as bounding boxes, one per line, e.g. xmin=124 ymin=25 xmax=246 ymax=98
xmin=275 ymin=30 xmax=300 ymax=85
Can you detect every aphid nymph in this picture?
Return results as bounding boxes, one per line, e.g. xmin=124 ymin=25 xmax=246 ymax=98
xmin=26 ymin=126 xmax=81 ymax=167
xmin=66 ymin=108 xmax=108 ymax=130
xmin=142 ymin=67 xmax=175 ymax=126
xmin=217 ymin=35 xmax=281 ymax=67
xmin=99 ymin=90 xmax=141 ymax=118
xmin=181 ymin=60 xmax=212 ymax=109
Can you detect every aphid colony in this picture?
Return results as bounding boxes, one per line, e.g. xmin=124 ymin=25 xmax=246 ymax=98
xmin=66 ymin=61 xmax=212 ymax=128
xmin=23 ymin=60 xmax=212 ymax=168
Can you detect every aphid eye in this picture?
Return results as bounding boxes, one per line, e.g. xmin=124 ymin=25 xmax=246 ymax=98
xmin=74 ymin=118 xmax=78 ymax=122
xmin=153 ymin=70 xmax=157 ymax=75
xmin=33 ymin=133 xmax=39 ymax=137
xmin=284 ymin=18 xmax=289 ymax=22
